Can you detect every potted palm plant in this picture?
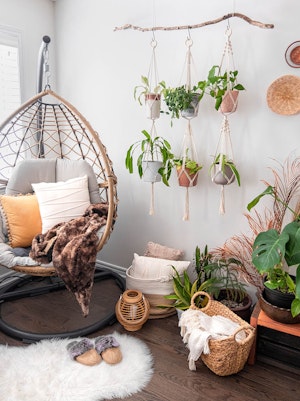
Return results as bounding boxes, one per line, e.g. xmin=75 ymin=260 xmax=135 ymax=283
xmin=173 ymin=156 xmax=202 ymax=187
xmin=209 ymin=153 xmax=241 ymax=186
xmin=247 ymin=185 xmax=300 ymax=320
xmin=134 ymin=76 xmax=165 ymax=119
xmin=125 ymin=129 xmax=174 ymax=186
xmin=161 ymin=80 xmax=206 ymax=123
xmin=206 ymin=65 xmax=245 ymax=113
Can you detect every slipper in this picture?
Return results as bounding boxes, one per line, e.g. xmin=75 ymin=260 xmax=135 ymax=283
xmin=67 ymin=338 xmax=101 ymax=366
xmin=94 ymin=335 xmax=122 ymax=365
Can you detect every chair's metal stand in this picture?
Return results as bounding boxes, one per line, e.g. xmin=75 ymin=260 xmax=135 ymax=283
xmin=0 ymin=267 xmax=125 ymax=343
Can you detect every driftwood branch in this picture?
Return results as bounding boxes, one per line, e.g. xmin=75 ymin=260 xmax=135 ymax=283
xmin=114 ymin=13 xmax=274 ymax=32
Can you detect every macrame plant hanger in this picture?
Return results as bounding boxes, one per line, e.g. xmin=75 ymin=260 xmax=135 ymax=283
xmin=211 ymin=23 xmax=239 ymax=215
xmin=177 ymin=33 xmax=201 ymax=221
xmin=142 ymin=35 xmax=162 ymax=215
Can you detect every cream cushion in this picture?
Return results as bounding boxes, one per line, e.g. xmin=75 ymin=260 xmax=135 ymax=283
xmin=32 ymin=175 xmax=90 ymax=233
xmin=130 ymin=253 xmax=190 ymax=281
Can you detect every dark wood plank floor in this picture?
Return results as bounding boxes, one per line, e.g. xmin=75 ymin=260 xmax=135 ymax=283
xmin=0 ymin=273 xmax=299 ymax=401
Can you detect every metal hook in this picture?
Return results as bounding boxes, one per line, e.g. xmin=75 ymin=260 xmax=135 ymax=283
xmin=185 ymin=28 xmax=193 ymax=48
xmin=150 ymin=30 xmax=157 ymax=49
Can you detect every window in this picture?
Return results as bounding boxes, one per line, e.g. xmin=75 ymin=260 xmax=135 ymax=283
xmin=0 ymin=27 xmax=22 ymax=123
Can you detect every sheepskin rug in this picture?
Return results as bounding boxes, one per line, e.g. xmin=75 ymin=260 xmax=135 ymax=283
xmin=0 ymin=332 xmax=153 ymax=401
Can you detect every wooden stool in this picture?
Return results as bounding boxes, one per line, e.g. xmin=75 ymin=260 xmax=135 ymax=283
xmin=248 ymin=303 xmax=300 ymax=368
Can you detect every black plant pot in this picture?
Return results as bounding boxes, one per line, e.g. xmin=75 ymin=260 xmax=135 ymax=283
xmin=263 ymin=285 xmax=295 ymax=309
xmin=259 ymin=290 xmax=300 ymax=324
xmin=215 ymin=289 xmax=252 ymax=322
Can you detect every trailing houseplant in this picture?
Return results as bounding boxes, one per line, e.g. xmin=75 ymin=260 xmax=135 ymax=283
xmin=209 ymin=153 xmax=241 ymax=186
xmin=247 ymin=185 xmax=300 ymax=318
xmin=125 ymin=129 xmax=174 ymax=186
xmin=161 ymin=80 xmax=206 ymax=123
xmin=206 ymin=65 xmax=245 ymax=112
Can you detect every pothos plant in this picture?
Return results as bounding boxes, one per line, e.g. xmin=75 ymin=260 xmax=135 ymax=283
xmin=125 ymin=129 xmax=174 ymax=186
xmin=206 ymin=65 xmax=245 ymax=111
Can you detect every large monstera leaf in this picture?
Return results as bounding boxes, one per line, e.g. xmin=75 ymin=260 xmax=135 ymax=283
xmin=252 ymin=229 xmax=289 ymax=273
xmin=283 ymin=221 xmax=300 ymax=266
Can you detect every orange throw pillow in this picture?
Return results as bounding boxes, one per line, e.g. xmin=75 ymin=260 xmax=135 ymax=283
xmin=0 ymin=194 xmax=42 ymax=248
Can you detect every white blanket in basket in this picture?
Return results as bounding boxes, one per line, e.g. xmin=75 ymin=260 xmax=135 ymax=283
xmin=179 ymin=309 xmax=246 ymax=370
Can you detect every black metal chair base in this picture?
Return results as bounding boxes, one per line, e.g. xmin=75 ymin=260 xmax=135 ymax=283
xmin=0 ymin=267 xmax=125 ymax=343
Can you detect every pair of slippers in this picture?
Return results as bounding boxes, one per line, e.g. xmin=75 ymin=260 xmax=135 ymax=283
xmin=67 ymin=335 xmax=122 ymax=366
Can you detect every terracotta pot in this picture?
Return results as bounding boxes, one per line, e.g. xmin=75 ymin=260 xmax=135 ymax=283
xmin=220 ymin=90 xmax=239 ymax=114
xmin=177 ymin=167 xmax=198 ymax=187
xmin=145 ymin=94 xmax=161 ymax=120
xmin=211 ymin=164 xmax=235 ymax=185
xmin=142 ymin=160 xmax=163 ymax=183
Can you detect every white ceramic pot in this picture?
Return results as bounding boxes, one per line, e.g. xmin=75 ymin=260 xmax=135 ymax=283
xmin=145 ymin=94 xmax=161 ymax=120
xmin=142 ymin=160 xmax=163 ymax=183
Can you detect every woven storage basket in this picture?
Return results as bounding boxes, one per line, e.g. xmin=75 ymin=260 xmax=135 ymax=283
xmin=189 ymin=291 xmax=255 ymax=376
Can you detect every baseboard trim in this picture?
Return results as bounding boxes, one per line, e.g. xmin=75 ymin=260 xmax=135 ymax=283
xmin=96 ymin=260 xmax=126 ymax=278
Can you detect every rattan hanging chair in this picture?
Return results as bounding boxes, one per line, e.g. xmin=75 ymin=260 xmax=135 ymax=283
xmin=0 ymin=88 xmax=125 ymax=341
xmin=0 ymin=88 xmax=118 ymax=275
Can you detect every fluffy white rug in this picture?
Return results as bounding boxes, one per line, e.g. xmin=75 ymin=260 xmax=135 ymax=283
xmin=0 ymin=331 xmax=153 ymax=401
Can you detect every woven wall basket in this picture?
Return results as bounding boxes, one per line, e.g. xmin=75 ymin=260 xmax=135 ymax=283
xmin=266 ymin=75 xmax=300 ymax=115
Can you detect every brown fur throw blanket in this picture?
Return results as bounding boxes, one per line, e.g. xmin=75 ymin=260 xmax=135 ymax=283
xmin=30 ymin=203 xmax=108 ymax=317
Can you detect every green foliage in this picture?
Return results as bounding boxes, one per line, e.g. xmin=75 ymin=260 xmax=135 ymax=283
xmin=134 ymin=76 xmax=165 ymax=106
xmin=125 ymin=129 xmax=174 ymax=186
xmin=209 ymin=153 xmax=241 ymax=186
xmin=247 ymin=186 xmax=300 ymax=317
xmin=161 ymin=81 xmax=206 ymax=121
xmin=173 ymin=157 xmax=202 ymax=175
xmin=206 ymin=65 xmax=245 ymax=110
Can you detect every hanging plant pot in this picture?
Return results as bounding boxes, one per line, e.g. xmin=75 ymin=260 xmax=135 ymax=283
xmin=145 ymin=94 xmax=161 ymax=120
xmin=142 ymin=160 xmax=163 ymax=183
xmin=220 ymin=90 xmax=239 ymax=114
xmin=177 ymin=167 xmax=199 ymax=187
xmin=181 ymin=95 xmax=200 ymax=119
xmin=211 ymin=164 xmax=235 ymax=185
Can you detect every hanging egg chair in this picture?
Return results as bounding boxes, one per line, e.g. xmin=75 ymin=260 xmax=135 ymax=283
xmin=0 ymin=38 xmax=125 ymax=341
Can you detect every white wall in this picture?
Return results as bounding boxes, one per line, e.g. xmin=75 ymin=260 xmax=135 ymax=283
xmin=5 ymin=0 xmax=299 ymax=271
xmin=0 ymin=0 xmax=56 ymax=102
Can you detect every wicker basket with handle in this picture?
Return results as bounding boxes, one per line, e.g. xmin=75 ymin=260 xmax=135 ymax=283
xmin=187 ymin=291 xmax=256 ymax=376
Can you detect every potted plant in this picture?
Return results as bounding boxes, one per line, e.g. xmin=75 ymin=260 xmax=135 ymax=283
xmin=134 ymin=76 xmax=165 ymax=119
xmin=209 ymin=153 xmax=241 ymax=186
xmin=206 ymin=65 xmax=245 ymax=113
xmin=173 ymin=155 xmax=202 ymax=187
xmin=161 ymin=245 xmax=251 ymax=321
xmin=194 ymin=245 xmax=252 ymax=321
xmin=247 ymin=185 xmax=300 ymax=320
xmin=161 ymin=80 xmax=206 ymax=123
xmin=125 ymin=129 xmax=174 ymax=186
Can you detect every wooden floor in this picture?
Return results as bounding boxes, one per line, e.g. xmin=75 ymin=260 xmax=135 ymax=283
xmin=0 ymin=272 xmax=299 ymax=401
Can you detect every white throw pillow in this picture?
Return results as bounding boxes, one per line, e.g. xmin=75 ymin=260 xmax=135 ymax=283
xmin=32 ymin=175 xmax=90 ymax=233
xmin=130 ymin=253 xmax=190 ymax=280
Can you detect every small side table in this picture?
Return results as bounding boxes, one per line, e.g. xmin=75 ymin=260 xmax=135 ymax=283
xmin=248 ymin=302 xmax=300 ymax=367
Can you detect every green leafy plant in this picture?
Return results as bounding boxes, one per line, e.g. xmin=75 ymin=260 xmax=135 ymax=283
xmin=125 ymin=129 xmax=174 ymax=186
xmin=173 ymin=157 xmax=202 ymax=175
xmin=247 ymin=186 xmax=300 ymax=318
xmin=206 ymin=65 xmax=245 ymax=111
xmin=134 ymin=76 xmax=165 ymax=106
xmin=209 ymin=153 xmax=241 ymax=186
xmin=161 ymin=80 xmax=206 ymax=122
xmin=162 ymin=245 xmax=247 ymax=311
